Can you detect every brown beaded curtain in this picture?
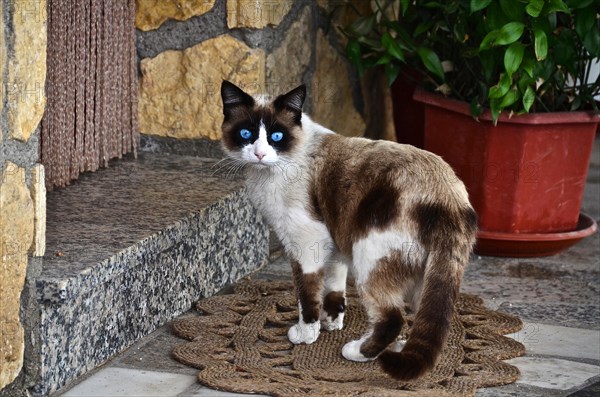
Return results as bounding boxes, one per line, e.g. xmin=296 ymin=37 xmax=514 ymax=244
xmin=41 ymin=0 xmax=138 ymax=190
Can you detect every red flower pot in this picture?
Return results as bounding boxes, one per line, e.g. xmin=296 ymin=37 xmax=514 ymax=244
xmin=414 ymin=89 xmax=599 ymax=256
xmin=391 ymin=71 xmax=425 ymax=148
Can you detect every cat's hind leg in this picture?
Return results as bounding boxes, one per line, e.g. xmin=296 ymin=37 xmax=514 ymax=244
xmin=342 ymin=302 xmax=405 ymax=362
xmin=320 ymin=258 xmax=348 ymax=331
xmin=342 ymin=244 xmax=414 ymax=362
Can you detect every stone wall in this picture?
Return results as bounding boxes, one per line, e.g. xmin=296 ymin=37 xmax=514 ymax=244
xmin=136 ymin=0 xmax=395 ymax=144
xmin=0 ymin=0 xmax=46 ymax=395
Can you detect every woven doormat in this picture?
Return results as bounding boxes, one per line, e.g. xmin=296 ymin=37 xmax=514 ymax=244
xmin=172 ymin=279 xmax=525 ymax=397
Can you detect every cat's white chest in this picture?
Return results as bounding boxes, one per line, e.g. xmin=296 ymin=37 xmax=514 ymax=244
xmin=245 ymin=168 xmax=299 ymax=223
xmin=244 ymin=166 xmax=332 ymax=265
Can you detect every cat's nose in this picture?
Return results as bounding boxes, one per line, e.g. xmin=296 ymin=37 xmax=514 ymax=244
xmin=255 ymin=153 xmax=265 ymax=160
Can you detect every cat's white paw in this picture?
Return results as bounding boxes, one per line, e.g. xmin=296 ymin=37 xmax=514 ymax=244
xmin=288 ymin=320 xmax=320 ymax=344
xmin=320 ymin=312 xmax=344 ymax=331
xmin=342 ymin=339 xmax=374 ymax=362
xmin=388 ymin=338 xmax=407 ymax=352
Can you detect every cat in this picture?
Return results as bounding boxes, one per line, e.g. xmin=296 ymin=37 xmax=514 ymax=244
xmin=220 ymin=80 xmax=477 ymax=381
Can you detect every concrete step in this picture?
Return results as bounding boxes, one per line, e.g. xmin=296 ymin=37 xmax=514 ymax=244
xmin=32 ymin=152 xmax=268 ymax=396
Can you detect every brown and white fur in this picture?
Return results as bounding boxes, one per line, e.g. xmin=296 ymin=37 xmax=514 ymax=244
xmin=220 ymin=81 xmax=477 ymax=381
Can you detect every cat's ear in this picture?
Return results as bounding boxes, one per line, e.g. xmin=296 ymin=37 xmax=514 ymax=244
xmin=221 ymin=80 xmax=254 ymax=116
xmin=274 ymin=85 xmax=306 ymax=122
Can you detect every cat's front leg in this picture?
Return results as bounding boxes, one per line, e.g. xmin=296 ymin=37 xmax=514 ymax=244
xmin=288 ymin=259 xmax=323 ymax=344
xmin=320 ymin=259 xmax=348 ymax=331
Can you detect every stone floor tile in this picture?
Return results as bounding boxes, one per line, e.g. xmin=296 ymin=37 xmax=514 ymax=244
xmin=181 ymin=383 xmax=267 ymax=397
xmin=113 ymin=321 xmax=198 ymax=376
xmin=497 ymin=302 xmax=599 ymax=331
xmin=505 ymin=356 xmax=600 ymax=390
xmin=475 ymin=383 xmax=563 ymax=397
xmin=506 ymin=323 xmax=600 ymax=361
xmin=60 ymin=367 xmax=196 ymax=397
xmin=567 ymin=380 xmax=600 ymax=396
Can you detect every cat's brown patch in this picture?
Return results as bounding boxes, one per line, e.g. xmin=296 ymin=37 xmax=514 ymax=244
xmin=365 ymin=250 xmax=420 ymax=303
xmin=311 ymin=136 xmax=410 ymax=256
xmin=413 ymin=202 xmax=477 ymax=252
xmin=291 ymin=260 xmax=324 ymax=323
xmin=322 ymin=291 xmax=345 ymax=321
xmin=354 ymin=182 xmax=399 ymax=236
xmin=309 ymin=189 xmax=323 ymax=222
xmin=359 ymin=307 xmax=404 ymax=358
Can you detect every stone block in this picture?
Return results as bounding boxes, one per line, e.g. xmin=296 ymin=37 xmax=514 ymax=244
xmin=0 ymin=162 xmax=34 ymax=390
xmin=7 ymin=0 xmax=47 ymax=142
xmin=226 ymin=0 xmax=292 ymax=29
xmin=135 ymin=0 xmax=217 ymax=31
xmin=33 ymin=153 xmax=269 ymax=395
xmin=138 ymin=34 xmax=265 ymax=140
xmin=0 ymin=0 xmax=5 ymax=143
xmin=30 ymin=164 xmax=46 ymax=257
xmin=266 ymin=7 xmax=311 ymax=95
xmin=312 ymin=30 xmax=365 ymax=137
xmin=266 ymin=6 xmax=311 ymax=94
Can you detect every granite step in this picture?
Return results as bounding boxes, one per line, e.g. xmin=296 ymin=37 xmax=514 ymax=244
xmin=32 ymin=152 xmax=269 ymax=396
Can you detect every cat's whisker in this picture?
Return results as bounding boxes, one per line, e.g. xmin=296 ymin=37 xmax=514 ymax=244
xmin=211 ymin=157 xmax=249 ymax=180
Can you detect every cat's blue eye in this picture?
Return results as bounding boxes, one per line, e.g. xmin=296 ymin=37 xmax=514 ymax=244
xmin=271 ymin=132 xmax=284 ymax=142
xmin=239 ymin=129 xmax=252 ymax=140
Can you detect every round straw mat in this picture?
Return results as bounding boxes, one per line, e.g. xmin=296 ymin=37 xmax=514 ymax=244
xmin=172 ymin=279 xmax=525 ymax=397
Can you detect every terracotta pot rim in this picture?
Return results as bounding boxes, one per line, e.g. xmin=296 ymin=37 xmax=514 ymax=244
xmin=414 ymin=88 xmax=600 ymax=125
xmin=477 ymin=213 xmax=597 ymax=242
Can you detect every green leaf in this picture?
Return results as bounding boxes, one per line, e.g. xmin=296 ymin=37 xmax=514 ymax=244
xmin=533 ymin=27 xmax=548 ymax=60
xmin=555 ymin=30 xmax=578 ymax=74
xmin=571 ymin=97 xmax=582 ymax=111
xmin=357 ymin=36 xmax=382 ymax=50
xmin=480 ymin=23 xmax=526 ymax=50
xmin=544 ymin=0 xmax=571 ymax=14
xmin=376 ymin=54 xmax=392 ymax=65
xmin=495 ymin=22 xmax=526 ymax=45
xmin=521 ymin=57 xmax=536 ymax=77
xmin=401 ymin=0 xmax=410 ymax=15
xmin=414 ymin=22 xmax=434 ymax=37
xmin=470 ymin=98 xmax=484 ymax=118
xmin=471 ymin=0 xmax=493 ymax=13
xmin=575 ymin=7 xmax=596 ymax=39
xmin=500 ymin=87 xmax=520 ymax=108
xmin=346 ymin=39 xmax=363 ymax=75
xmin=567 ymin=0 xmax=594 ymax=8
xmin=525 ymin=0 xmax=544 ymax=17
xmin=523 ymin=86 xmax=535 ymax=112
xmin=504 ymin=42 xmax=525 ymax=77
xmin=517 ymin=73 xmax=534 ymax=92
xmin=347 ymin=15 xmax=375 ymax=37
xmin=385 ymin=62 xmax=401 ymax=86
xmin=486 ymin=2 xmax=511 ymax=30
xmin=384 ymin=22 xmax=417 ymax=51
xmin=479 ymin=51 xmax=497 ymax=82
xmin=489 ymin=73 xmax=512 ymax=99
xmin=490 ymin=98 xmax=502 ymax=124
xmin=417 ymin=47 xmax=445 ymax=81
xmin=382 ymin=33 xmax=405 ymax=62
xmin=500 ymin=0 xmax=525 ymax=21
xmin=583 ymin=25 xmax=600 ymax=57
xmin=480 ymin=30 xmax=500 ymax=50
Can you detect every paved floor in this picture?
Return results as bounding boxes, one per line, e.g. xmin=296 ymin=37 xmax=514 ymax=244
xmin=53 ymin=138 xmax=600 ymax=397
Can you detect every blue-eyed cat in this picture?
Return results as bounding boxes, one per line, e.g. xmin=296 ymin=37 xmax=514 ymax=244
xmin=220 ymin=80 xmax=477 ymax=380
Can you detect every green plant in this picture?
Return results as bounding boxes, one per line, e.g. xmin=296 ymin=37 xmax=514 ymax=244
xmin=343 ymin=0 xmax=600 ymax=122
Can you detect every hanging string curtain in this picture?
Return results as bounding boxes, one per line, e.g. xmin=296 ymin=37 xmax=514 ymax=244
xmin=42 ymin=0 xmax=138 ymax=190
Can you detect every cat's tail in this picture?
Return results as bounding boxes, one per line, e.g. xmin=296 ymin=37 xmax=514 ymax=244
xmin=378 ymin=252 xmax=463 ymax=381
